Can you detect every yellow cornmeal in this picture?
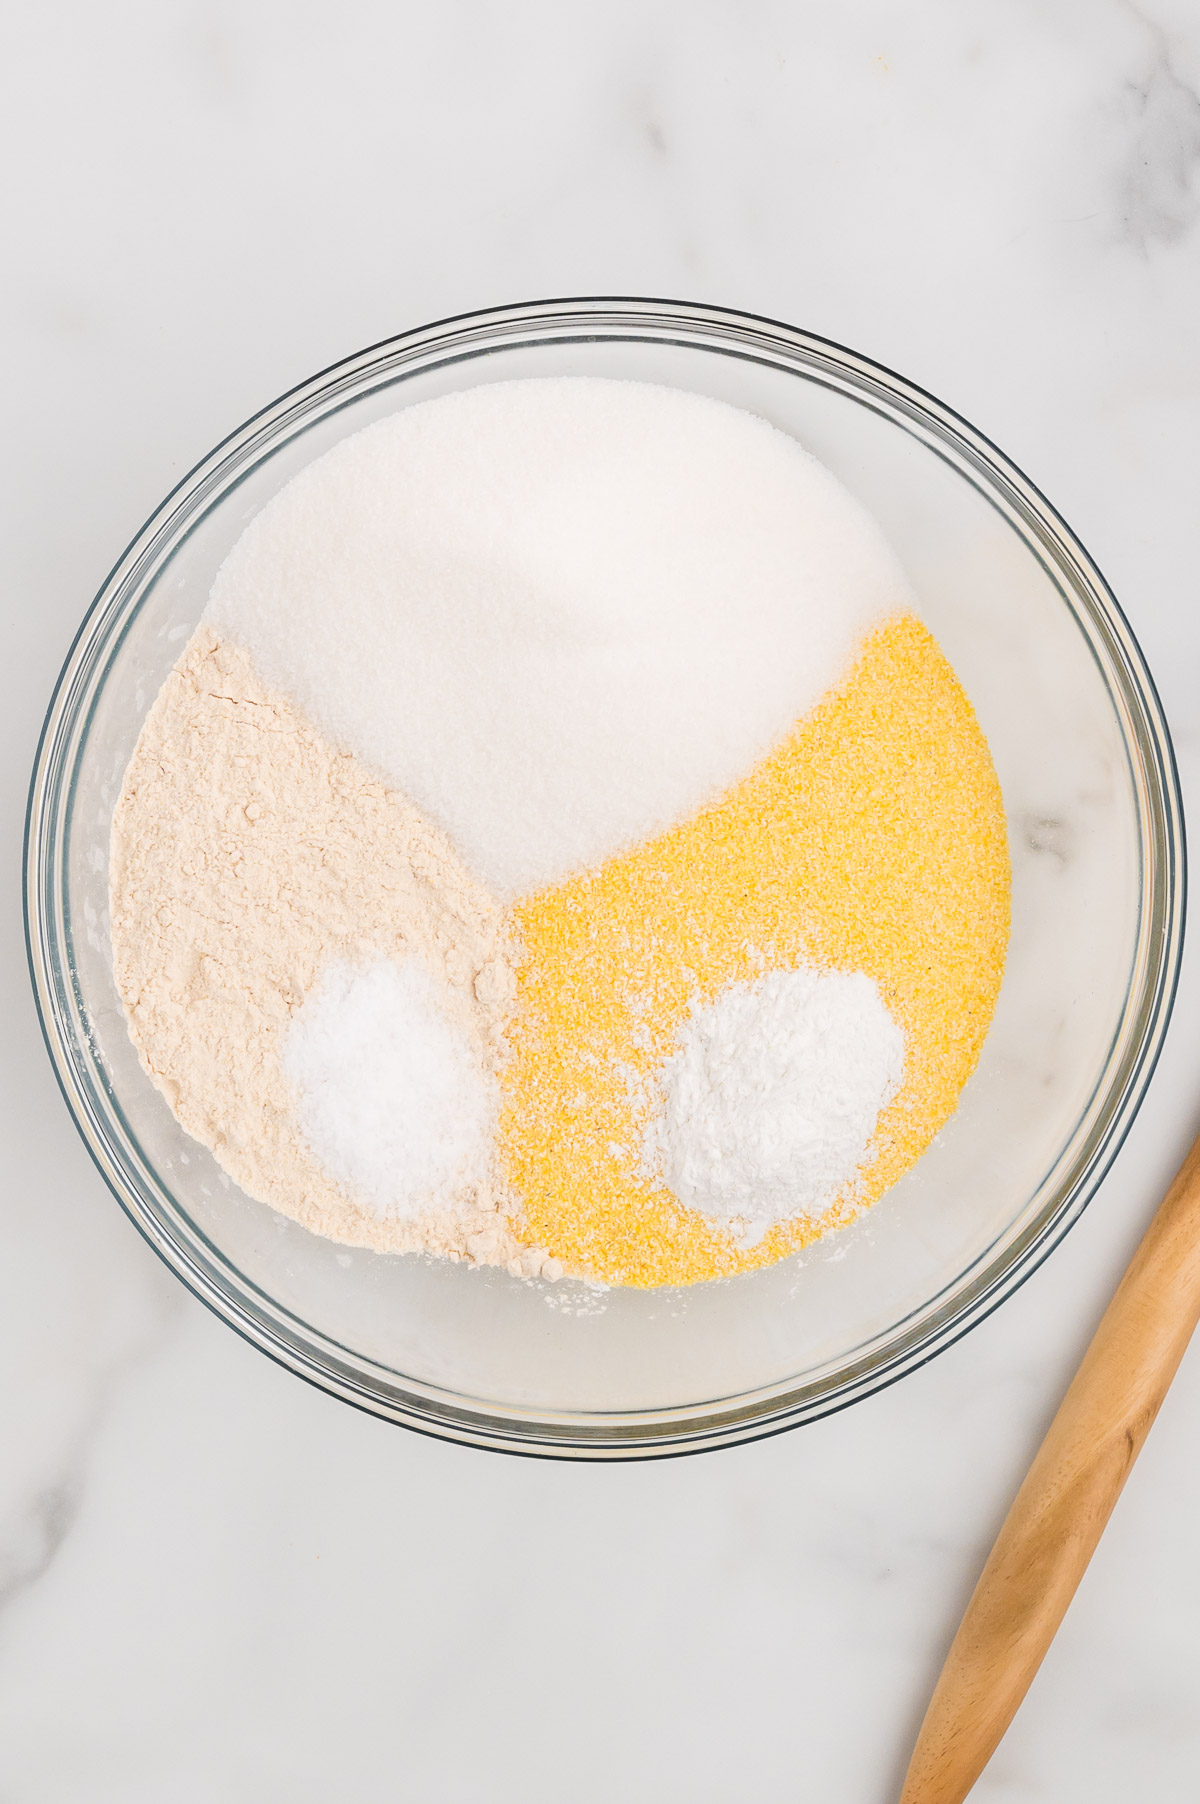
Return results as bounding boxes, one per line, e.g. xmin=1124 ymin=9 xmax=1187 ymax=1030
xmin=498 ymin=613 xmax=1010 ymax=1288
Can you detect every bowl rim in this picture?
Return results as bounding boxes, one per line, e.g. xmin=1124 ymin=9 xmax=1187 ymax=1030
xmin=24 ymin=295 xmax=1187 ymax=1460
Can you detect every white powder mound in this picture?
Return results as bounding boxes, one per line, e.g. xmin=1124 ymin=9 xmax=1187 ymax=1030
xmin=643 ymin=967 xmax=905 ymax=1237
xmin=206 ymin=377 xmax=912 ymax=896
xmin=284 ymin=958 xmax=497 ymax=1221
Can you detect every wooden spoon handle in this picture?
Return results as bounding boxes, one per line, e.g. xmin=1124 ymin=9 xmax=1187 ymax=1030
xmin=899 ymin=1127 xmax=1200 ymax=1804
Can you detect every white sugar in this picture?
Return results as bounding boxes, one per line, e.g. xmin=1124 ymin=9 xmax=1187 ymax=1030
xmin=283 ymin=958 xmax=496 ymax=1220
xmin=642 ymin=967 xmax=905 ymax=1237
xmin=207 ymin=377 xmax=912 ymax=897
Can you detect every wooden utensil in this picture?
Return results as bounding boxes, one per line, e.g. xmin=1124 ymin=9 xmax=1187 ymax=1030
xmin=899 ymin=1124 xmax=1200 ymax=1804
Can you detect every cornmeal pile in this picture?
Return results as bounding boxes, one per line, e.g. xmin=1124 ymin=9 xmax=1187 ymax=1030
xmin=502 ymin=615 xmax=1009 ymax=1287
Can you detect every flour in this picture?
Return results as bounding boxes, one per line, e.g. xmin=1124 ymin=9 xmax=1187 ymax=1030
xmin=641 ymin=967 xmax=906 ymax=1239
xmin=109 ymin=627 xmax=531 ymax=1266
xmin=206 ymin=377 xmax=911 ymax=896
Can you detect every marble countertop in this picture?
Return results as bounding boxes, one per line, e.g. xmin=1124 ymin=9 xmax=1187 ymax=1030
xmin=4 ymin=5 xmax=1200 ymax=1799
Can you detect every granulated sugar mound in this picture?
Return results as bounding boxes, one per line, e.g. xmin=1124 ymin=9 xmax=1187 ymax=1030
xmin=284 ymin=957 xmax=497 ymax=1221
xmin=642 ymin=967 xmax=905 ymax=1239
xmin=206 ymin=377 xmax=912 ymax=896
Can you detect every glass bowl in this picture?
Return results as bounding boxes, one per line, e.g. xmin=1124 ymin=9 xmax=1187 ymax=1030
xmin=25 ymin=298 xmax=1184 ymax=1459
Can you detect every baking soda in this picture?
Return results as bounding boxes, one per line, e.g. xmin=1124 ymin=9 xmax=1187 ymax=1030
xmin=643 ymin=967 xmax=905 ymax=1237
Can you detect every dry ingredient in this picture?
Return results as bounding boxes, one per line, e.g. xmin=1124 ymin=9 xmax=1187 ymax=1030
xmin=642 ymin=966 xmax=906 ymax=1240
xmin=206 ymin=378 xmax=912 ymax=896
xmin=283 ymin=957 xmax=498 ymax=1221
xmin=500 ymin=616 xmax=1008 ymax=1288
xmin=110 ymin=379 xmax=1011 ymax=1289
xmin=109 ymin=629 xmax=531 ymax=1268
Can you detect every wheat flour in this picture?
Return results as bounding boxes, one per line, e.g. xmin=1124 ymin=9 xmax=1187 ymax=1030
xmin=109 ymin=626 xmax=550 ymax=1271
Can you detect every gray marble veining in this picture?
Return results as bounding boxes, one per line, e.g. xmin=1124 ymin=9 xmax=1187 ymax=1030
xmin=1113 ymin=12 xmax=1200 ymax=247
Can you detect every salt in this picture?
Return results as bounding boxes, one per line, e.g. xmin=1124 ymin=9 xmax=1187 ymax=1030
xmin=283 ymin=958 xmax=496 ymax=1220
xmin=642 ymin=967 xmax=905 ymax=1237
xmin=207 ymin=377 xmax=911 ymax=897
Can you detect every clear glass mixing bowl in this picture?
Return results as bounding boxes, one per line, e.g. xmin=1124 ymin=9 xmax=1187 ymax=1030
xmin=25 ymin=299 xmax=1185 ymax=1458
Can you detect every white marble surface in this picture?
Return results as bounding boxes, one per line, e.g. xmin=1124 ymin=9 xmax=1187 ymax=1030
xmin=3 ymin=4 xmax=1200 ymax=1798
